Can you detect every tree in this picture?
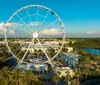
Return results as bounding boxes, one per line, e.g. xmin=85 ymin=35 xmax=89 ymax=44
xmin=0 ymin=67 xmax=11 ymax=85
xmin=53 ymin=75 xmax=60 ymax=85
xmin=22 ymin=70 xmax=37 ymax=85
xmin=75 ymin=67 xmax=82 ymax=85
xmin=11 ymin=68 xmax=22 ymax=85
xmin=83 ymin=68 xmax=91 ymax=82
xmin=65 ymin=74 xmax=71 ymax=85
xmin=61 ymin=47 xmax=68 ymax=52
xmin=47 ymin=47 xmax=55 ymax=58
xmin=69 ymin=41 xmax=73 ymax=46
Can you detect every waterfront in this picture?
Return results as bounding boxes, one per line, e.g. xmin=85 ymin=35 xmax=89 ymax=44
xmin=78 ymin=48 xmax=100 ymax=56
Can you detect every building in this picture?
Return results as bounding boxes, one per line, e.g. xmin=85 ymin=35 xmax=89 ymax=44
xmin=22 ymin=44 xmax=60 ymax=53
xmin=56 ymin=66 xmax=75 ymax=77
xmin=59 ymin=53 xmax=79 ymax=70
xmin=67 ymin=47 xmax=73 ymax=52
xmin=16 ymin=58 xmax=48 ymax=74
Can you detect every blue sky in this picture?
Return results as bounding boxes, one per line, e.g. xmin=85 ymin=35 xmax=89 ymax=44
xmin=0 ymin=0 xmax=100 ymax=37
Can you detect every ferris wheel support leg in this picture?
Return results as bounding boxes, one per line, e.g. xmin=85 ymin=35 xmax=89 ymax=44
xmin=31 ymin=38 xmax=34 ymax=53
xmin=20 ymin=38 xmax=34 ymax=63
xmin=37 ymin=38 xmax=53 ymax=67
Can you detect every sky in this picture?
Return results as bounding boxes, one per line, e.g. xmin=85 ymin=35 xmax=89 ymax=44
xmin=0 ymin=0 xmax=100 ymax=37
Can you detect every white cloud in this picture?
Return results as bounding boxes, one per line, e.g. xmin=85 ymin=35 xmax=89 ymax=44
xmin=0 ymin=22 xmax=22 ymax=36
xmin=87 ymin=31 xmax=100 ymax=35
xmin=27 ymin=22 xmax=41 ymax=28
xmin=6 ymin=22 xmax=16 ymax=27
xmin=9 ymin=30 xmax=15 ymax=35
xmin=0 ymin=22 xmax=6 ymax=34
xmin=0 ymin=21 xmax=100 ymax=38
xmin=0 ymin=22 xmax=5 ymax=28
xmin=39 ymin=28 xmax=62 ymax=36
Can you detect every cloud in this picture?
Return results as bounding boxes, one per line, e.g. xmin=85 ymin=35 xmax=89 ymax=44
xmin=87 ymin=31 xmax=100 ymax=35
xmin=0 ymin=22 xmax=5 ymax=34
xmin=0 ymin=21 xmax=100 ymax=38
xmin=0 ymin=22 xmax=22 ymax=37
xmin=26 ymin=22 xmax=41 ymax=28
xmin=0 ymin=22 xmax=5 ymax=28
xmin=66 ymin=31 xmax=100 ymax=38
xmin=39 ymin=28 xmax=62 ymax=36
xmin=0 ymin=22 xmax=18 ymax=32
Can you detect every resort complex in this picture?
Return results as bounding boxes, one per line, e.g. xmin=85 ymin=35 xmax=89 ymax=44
xmin=0 ymin=1 xmax=100 ymax=85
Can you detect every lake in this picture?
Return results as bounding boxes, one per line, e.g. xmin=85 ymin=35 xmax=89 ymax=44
xmin=77 ymin=48 xmax=100 ymax=56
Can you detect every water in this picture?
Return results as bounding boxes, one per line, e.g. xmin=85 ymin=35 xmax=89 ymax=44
xmin=78 ymin=48 xmax=100 ymax=55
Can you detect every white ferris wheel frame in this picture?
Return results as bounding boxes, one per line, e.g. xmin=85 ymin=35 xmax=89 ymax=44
xmin=4 ymin=5 xmax=65 ymax=67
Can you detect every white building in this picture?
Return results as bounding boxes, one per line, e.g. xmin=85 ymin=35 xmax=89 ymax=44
xmin=56 ymin=66 xmax=74 ymax=77
xmin=66 ymin=47 xmax=73 ymax=52
xmin=16 ymin=58 xmax=48 ymax=73
xmin=16 ymin=63 xmax=48 ymax=72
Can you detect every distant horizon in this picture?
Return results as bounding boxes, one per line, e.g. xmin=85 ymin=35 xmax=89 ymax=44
xmin=0 ymin=0 xmax=100 ymax=37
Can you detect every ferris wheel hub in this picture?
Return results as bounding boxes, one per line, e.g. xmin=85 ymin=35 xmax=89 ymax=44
xmin=33 ymin=32 xmax=38 ymax=38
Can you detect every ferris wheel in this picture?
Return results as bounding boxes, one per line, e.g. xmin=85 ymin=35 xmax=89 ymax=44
xmin=5 ymin=5 xmax=65 ymax=67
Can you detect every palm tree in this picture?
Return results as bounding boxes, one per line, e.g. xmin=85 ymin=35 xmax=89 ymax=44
xmin=22 ymin=70 xmax=38 ymax=85
xmin=75 ymin=66 xmax=82 ymax=85
xmin=11 ymin=68 xmax=22 ymax=85
xmin=65 ymin=74 xmax=71 ymax=85
xmin=53 ymin=75 xmax=60 ymax=85
xmin=0 ymin=67 xmax=11 ymax=85
xmin=83 ymin=68 xmax=91 ymax=82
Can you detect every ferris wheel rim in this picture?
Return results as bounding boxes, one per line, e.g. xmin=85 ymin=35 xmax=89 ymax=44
xmin=5 ymin=5 xmax=65 ymax=66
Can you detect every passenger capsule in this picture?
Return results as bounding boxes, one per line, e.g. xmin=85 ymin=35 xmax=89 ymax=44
xmin=46 ymin=9 xmax=49 ymax=11
xmin=34 ymin=6 xmax=36 ymax=9
xmin=56 ymin=16 xmax=58 ymax=19
xmin=60 ymin=21 xmax=62 ymax=24
xmin=40 ymin=6 xmax=43 ymax=9
xmin=8 ymin=21 xmax=11 ymax=23
xmin=22 ymin=8 xmax=24 ymax=11
xmin=51 ymin=11 xmax=54 ymax=15
xmin=17 ymin=11 xmax=19 ymax=14
xmin=27 ymin=6 xmax=30 ymax=9
xmin=62 ymin=27 xmax=64 ymax=29
xmin=12 ymin=15 xmax=14 ymax=18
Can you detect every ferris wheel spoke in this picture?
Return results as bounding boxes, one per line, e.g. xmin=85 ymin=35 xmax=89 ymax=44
xmin=15 ymin=40 xmax=24 ymax=57
xmin=43 ymin=19 xmax=57 ymax=30
xmin=16 ymin=14 xmax=33 ymax=32
xmin=38 ymin=11 xmax=50 ymax=32
xmin=21 ymin=25 xmax=31 ymax=33
xmin=20 ymin=38 xmax=34 ymax=63
xmin=30 ymin=38 xmax=34 ymax=53
xmin=51 ymin=37 xmax=65 ymax=60
xmin=9 ymin=21 xmax=21 ymax=33
xmin=37 ymin=14 xmax=45 ymax=18
xmin=8 ymin=25 xmax=29 ymax=36
xmin=36 ymin=6 xmax=39 ymax=31
xmin=51 ymin=46 xmax=63 ymax=60
xmin=36 ymin=38 xmax=53 ymax=67
xmin=16 ymin=36 xmax=32 ymax=58
xmin=30 ymin=14 xmax=45 ymax=18
xmin=8 ymin=15 xmax=31 ymax=33
xmin=11 ymin=33 xmax=27 ymax=56
xmin=26 ymin=8 xmax=34 ymax=31
xmin=16 ymin=49 xmax=22 ymax=58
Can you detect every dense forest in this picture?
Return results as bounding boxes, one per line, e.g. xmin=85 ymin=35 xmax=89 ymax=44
xmin=69 ymin=38 xmax=100 ymax=49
